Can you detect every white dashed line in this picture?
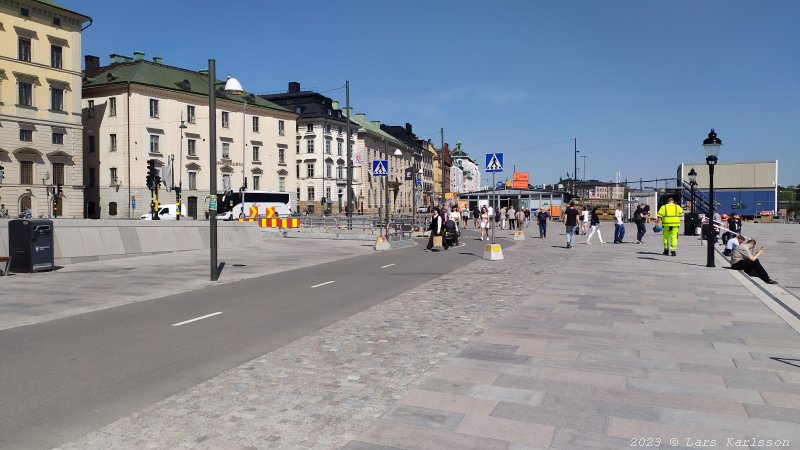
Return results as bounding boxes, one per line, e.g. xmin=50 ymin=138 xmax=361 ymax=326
xmin=171 ymin=312 xmax=223 ymax=327
xmin=311 ymin=281 xmax=336 ymax=288
xmin=381 ymin=264 xmax=395 ymax=269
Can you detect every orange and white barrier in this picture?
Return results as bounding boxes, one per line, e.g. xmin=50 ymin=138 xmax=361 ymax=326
xmin=259 ymin=218 xmax=300 ymax=228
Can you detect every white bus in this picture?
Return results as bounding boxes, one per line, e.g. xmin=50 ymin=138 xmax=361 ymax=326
xmin=216 ymin=191 xmax=293 ymax=220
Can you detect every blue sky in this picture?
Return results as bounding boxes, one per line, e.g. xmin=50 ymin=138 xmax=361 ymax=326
xmin=76 ymin=0 xmax=799 ymax=186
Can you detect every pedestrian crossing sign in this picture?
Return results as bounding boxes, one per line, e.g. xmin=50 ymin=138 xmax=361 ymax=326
xmin=485 ymin=153 xmax=503 ymax=172
xmin=372 ymin=160 xmax=388 ymax=177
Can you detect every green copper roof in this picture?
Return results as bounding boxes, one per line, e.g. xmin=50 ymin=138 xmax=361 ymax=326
xmin=34 ymin=0 xmax=91 ymax=21
xmin=341 ymin=109 xmax=407 ymax=149
xmin=84 ymin=60 xmax=290 ymax=113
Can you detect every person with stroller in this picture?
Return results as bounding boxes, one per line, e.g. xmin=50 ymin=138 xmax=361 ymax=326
xmin=425 ymin=207 xmax=449 ymax=251
xmin=444 ymin=213 xmax=460 ymax=247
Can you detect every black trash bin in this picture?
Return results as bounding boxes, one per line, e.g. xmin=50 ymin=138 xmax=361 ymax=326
xmin=9 ymin=219 xmax=54 ymax=273
xmin=684 ymin=213 xmax=698 ymax=236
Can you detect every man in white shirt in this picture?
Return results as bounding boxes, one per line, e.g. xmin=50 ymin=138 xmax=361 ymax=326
xmin=613 ymin=203 xmax=625 ymax=243
xmin=723 ymin=234 xmax=741 ymax=256
xmin=580 ymin=208 xmax=590 ymax=235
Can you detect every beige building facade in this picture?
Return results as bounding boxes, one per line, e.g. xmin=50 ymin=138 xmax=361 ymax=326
xmin=0 ymin=0 xmax=90 ymax=218
xmin=82 ymin=54 xmax=297 ymax=219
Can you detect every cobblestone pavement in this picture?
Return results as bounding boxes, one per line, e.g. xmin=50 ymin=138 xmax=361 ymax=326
xmin=0 ymin=238 xmax=374 ymax=331
xmin=58 ymin=223 xmax=800 ymax=449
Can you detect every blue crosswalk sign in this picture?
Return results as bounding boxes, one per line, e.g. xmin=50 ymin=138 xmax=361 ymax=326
xmin=372 ymin=160 xmax=388 ymax=177
xmin=485 ymin=153 xmax=503 ymax=172
xmin=416 ymin=178 xmax=422 ymax=187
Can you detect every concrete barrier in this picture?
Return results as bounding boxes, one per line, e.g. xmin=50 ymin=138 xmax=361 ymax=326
xmin=0 ymin=219 xmax=262 ymax=265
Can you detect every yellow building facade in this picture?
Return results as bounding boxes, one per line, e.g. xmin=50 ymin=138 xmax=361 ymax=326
xmin=0 ymin=0 xmax=90 ymax=218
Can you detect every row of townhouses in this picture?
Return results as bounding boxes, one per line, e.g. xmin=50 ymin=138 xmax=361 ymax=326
xmin=0 ymin=0 xmax=484 ymax=219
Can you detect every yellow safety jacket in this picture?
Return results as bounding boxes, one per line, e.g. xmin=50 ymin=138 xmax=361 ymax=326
xmin=658 ymin=202 xmax=683 ymax=226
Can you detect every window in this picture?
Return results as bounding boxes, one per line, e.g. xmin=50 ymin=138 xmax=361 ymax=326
xmin=337 ymin=141 xmax=342 ymax=156
xmin=53 ymin=163 xmax=65 ymax=185
xmin=306 ymin=123 xmax=314 ymax=132
xmin=109 ymin=97 xmax=117 ymax=116
xmin=297 ymin=187 xmax=301 ymax=202
xmin=306 ymin=163 xmax=314 ymax=178
xmin=149 ymin=135 xmax=159 ymax=153
xmin=296 ymin=140 xmax=300 ymax=154
xmin=296 ymin=164 xmax=300 ymax=178
xmin=52 ymin=17 xmax=60 ymax=26
xmin=307 ymin=139 xmax=314 ymax=153
xmin=253 ymin=175 xmax=260 ymax=190
xmin=51 ymin=45 xmax=62 ymax=69
xmin=188 ymin=172 xmax=197 ymax=190
xmin=326 ymin=187 xmax=331 ymax=201
xmin=52 ymin=132 xmax=64 ymax=144
xmin=187 ymin=139 xmax=196 ymax=156
xmin=187 ymin=105 xmax=196 ymax=123
xmin=21 ymin=7 xmax=29 ymax=16
xmin=20 ymin=129 xmax=33 ymax=141
xmin=278 ymin=120 xmax=285 ymax=136
xmin=18 ymin=38 xmax=31 ymax=62
xmin=108 ymin=202 xmax=118 ymax=216
xmin=222 ymin=174 xmax=231 ymax=191
xmin=221 ymin=111 xmax=229 ymax=128
xmin=338 ymin=126 xmax=343 ymax=134
xmin=51 ymin=88 xmax=64 ymax=111
xmin=110 ymin=167 xmax=118 ymax=184
xmin=325 ymin=140 xmax=331 ymax=154
xmin=87 ymin=135 xmax=95 ymax=153
xmin=337 ymin=165 xmax=343 ymax=180
xmin=149 ymin=99 xmax=159 ymax=118
xmin=109 ymin=134 xmax=117 ymax=151
xmin=87 ymin=100 xmax=95 ymax=117
xmin=278 ymin=148 xmax=285 ymax=164
xmin=252 ymin=146 xmax=260 ymax=161
xmin=252 ymin=116 xmax=259 ymax=132
xmin=326 ymin=163 xmax=332 ymax=179
xmin=18 ymin=82 xmax=33 ymax=106
xmin=21 ymin=161 xmax=33 ymax=185
xmin=222 ymin=142 xmax=230 ymax=159
xmin=278 ymin=176 xmax=286 ymax=192
xmin=307 ymin=186 xmax=315 ymax=201
xmin=326 ymin=124 xmax=332 ymax=133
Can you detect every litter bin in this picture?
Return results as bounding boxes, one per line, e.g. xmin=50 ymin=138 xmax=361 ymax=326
xmin=684 ymin=213 xmax=699 ymax=236
xmin=8 ymin=219 xmax=54 ymax=273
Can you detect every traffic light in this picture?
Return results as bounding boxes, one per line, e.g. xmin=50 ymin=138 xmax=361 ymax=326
xmin=57 ymin=184 xmax=62 ymax=196
xmin=146 ymin=159 xmax=156 ymax=190
xmin=153 ymin=171 xmax=161 ymax=191
xmin=320 ymin=196 xmax=326 ymax=206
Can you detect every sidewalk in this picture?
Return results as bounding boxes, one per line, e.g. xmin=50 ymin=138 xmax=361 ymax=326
xmin=58 ymin=224 xmax=800 ymax=449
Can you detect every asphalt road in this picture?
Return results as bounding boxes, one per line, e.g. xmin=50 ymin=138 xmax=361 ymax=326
xmin=0 ymin=231 xmax=508 ymax=449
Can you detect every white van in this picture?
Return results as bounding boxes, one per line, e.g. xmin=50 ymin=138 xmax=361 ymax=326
xmin=140 ymin=204 xmax=185 ymax=220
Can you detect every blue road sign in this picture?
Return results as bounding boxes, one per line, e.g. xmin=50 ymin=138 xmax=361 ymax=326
xmin=485 ymin=153 xmax=503 ymax=172
xmin=372 ymin=160 xmax=388 ymax=177
xmin=416 ymin=178 xmax=422 ymax=187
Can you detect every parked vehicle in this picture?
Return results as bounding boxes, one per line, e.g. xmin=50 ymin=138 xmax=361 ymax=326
xmin=417 ymin=205 xmax=430 ymax=213
xmin=140 ymin=204 xmax=184 ymax=220
xmin=216 ymin=191 xmax=293 ymax=220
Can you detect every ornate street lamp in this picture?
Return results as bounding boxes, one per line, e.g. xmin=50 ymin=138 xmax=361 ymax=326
xmin=703 ymin=129 xmax=721 ymax=267
xmin=688 ymin=168 xmax=697 ymax=214
xmin=224 ymin=75 xmax=247 ymax=203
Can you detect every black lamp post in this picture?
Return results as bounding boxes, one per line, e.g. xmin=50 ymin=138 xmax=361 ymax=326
xmin=703 ymin=129 xmax=721 ymax=267
xmin=688 ymin=168 xmax=697 ymax=214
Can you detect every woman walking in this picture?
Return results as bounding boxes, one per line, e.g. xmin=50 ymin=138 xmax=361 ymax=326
xmin=586 ymin=206 xmax=606 ymax=244
xmin=479 ymin=206 xmax=490 ymax=241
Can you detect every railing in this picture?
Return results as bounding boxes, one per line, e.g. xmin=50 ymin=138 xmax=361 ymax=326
xmin=293 ymin=216 xmax=424 ymax=238
xmin=682 ymin=181 xmax=716 ymax=215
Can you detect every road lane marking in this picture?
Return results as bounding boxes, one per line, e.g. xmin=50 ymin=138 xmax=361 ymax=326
xmin=381 ymin=264 xmax=395 ymax=268
xmin=171 ymin=312 xmax=223 ymax=327
xmin=311 ymin=281 xmax=336 ymax=288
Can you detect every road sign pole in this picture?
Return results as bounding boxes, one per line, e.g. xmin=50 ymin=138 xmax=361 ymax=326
xmin=491 ymin=171 xmax=495 ymax=245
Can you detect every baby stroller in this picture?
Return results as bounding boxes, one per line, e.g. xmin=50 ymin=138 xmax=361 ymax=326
xmin=444 ymin=219 xmax=460 ymax=247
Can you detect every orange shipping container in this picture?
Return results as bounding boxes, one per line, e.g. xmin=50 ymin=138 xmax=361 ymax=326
xmin=550 ymin=205 xmax=562 ymax=217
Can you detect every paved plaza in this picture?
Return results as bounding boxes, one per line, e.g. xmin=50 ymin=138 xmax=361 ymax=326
xmin=29 ymin=222 xmax=796 ymax=449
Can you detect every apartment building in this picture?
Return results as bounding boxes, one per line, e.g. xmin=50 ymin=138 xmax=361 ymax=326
xmin=82 ymin=53 xmax=297 ymax=219
xmin=0 ymin=0 xmax=91 ymax=217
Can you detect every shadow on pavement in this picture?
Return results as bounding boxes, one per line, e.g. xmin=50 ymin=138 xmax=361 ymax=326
xmin=637 ymin=256 xmax=706 ymax=267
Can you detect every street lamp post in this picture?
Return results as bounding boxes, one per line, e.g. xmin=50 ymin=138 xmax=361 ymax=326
xmin=208 ymin=59 xmax=218 ymax=281
xmin=703 ymin=129 xmax=722 ymax=268
xmin=688 ymin=168 xmax=697 ymax=214
xmin=177 ymin=116 xmax=186 ymax=220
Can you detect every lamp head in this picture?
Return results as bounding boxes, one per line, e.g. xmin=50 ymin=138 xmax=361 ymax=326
xmin=703 ymin=129 xmax=721 ymax=164
xmin=688 ymin=167 xmax=697 ymax=184
xmin=393 ymin=149 xmax=403 ymax=156
xmin=224 ymin=75 xmax=244 ymax=95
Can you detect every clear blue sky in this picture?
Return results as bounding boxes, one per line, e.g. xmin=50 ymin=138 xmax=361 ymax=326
xmin=76 ymin=0 xmax=799 ymax=186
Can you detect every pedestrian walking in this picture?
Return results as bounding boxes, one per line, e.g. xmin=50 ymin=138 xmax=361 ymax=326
xmin=562 ymin=201 xmax=581 ymax=248
xmin=472 ymin=206 xmax=480 ymax=228
xmin=580 ymin=208 xmax=589 ymax=235
xmin=633 ymin=203 xmax=648 ymax=243
xmin=613 ymin=203 xmax=625 ymax=243
xmin=500 ymin=206 xmax=508 ymax=230
xmin=462 ymin=207 xmax=469 ymax=228
xmin=586 ymin=206 xmax=606 ymax=244
xmin=516 ymin=208 xmax=525 ymax=231
xmin=536 ymin=208 xmax=549 ymax=238
xmin=507 ymin=206 xmax=516 ymax=230
xmin=655 ymin=196 xmax=684 ymax=256
xmin=425 ymin=207 xmax=449 ymax=251
xmin=479 ymin=206 xmax=490 ymax=241
xmin=523 ymin=208 xmax=531 ymax=228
